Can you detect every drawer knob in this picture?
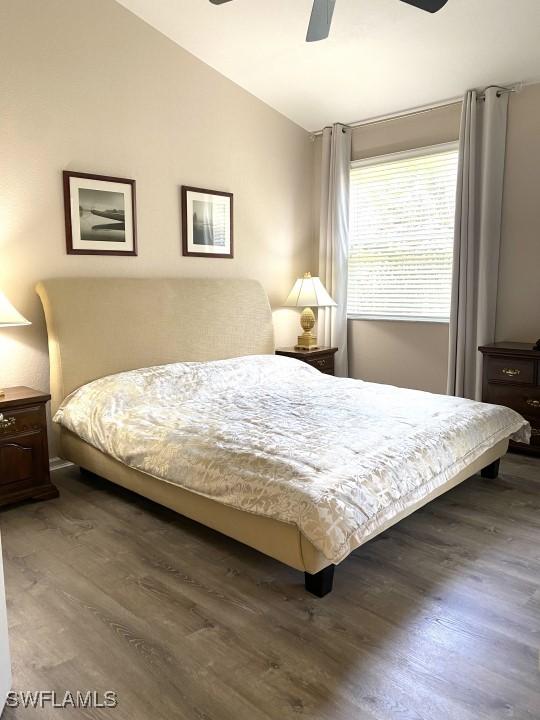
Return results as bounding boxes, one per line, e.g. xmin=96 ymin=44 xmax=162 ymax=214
xmin=0 ymin=413 xmax=16 ymax=431
xmin=502 ymin=368 xmax=520 ymax=376
xmin=316 ymin=359 xmax=327 ymax=367
xmin=526 ymin=399 xmax=540 ymax=408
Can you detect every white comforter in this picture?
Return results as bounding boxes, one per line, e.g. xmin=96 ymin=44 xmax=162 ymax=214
xmin=54 ymin=355 xmax=530 ymax=563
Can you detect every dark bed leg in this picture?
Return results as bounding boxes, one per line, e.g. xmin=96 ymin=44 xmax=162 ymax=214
xmin=481 ymin=458 xmax=500 ymax=479
xmin=305 ymin=565 xmax=335 ymax=597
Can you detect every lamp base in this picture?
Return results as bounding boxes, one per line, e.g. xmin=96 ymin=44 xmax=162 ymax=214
xmin=295 ymin=307 xmax=318 ymax=350
xmin=295 ymin=332 xmax=318 ymax=351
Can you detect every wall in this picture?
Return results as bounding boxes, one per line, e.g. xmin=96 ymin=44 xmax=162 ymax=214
xmin=347 ymin=321 xmax=450 ymax=394
xmin=315 ymin=83 xmax=540 ymax=393
xmin=497 ymin=82 xmax=540 ymax=343
xmin=0 ymin=0 xmax=314 ymax=427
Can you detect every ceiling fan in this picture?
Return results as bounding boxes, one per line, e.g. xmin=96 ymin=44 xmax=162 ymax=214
xmin=209 ymin=0 xmax=449 ymax=42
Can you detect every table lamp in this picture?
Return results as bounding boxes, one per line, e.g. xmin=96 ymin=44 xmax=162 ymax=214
xmin=284 ymin=272 xmax=336 ymax=350
xmin=0 ymin=291 xmax=31 ymax=397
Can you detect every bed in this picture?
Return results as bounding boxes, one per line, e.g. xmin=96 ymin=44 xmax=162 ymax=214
xmin=36 ymin=278 xmax=530 ymax=597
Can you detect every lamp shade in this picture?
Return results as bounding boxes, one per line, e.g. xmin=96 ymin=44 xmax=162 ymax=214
xmin=284 ymin=273 xmax=337 ymax=308
xmin=0 ymin=292 xmax=31 ymax=327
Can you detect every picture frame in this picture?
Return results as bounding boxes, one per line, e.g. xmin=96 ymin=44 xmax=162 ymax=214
xmin=181 ymin=186 xmax=233 ymax=259
xmin=63 ymin=171 xmax=137 ymax=256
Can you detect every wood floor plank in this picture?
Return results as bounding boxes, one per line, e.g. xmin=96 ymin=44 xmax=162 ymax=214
xmin=0 ymin=454 xmax=538 ymax=720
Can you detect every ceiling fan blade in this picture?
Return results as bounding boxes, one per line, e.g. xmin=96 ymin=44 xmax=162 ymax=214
xmin=306 ymin=0 xmax=336 ymax=42
xmin=209 ymin=0 xmax=233 ymax=5
xmin=399 ymin=0 xmax=448 ymax=12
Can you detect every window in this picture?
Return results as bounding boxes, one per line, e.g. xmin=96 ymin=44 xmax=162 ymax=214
xmin=348 ymin=143 xmax=459 ymax=322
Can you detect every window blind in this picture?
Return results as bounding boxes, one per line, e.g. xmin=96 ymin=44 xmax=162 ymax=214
xmin=348 ymin=145 xmax=459 ymax=322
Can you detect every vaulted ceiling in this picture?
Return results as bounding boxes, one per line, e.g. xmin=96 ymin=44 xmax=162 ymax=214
xmin=116 ymin=0 xmax=540 ymax=131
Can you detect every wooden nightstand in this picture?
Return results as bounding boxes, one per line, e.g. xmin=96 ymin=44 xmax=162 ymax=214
xmin=0 ymin=387 xmax=58 ymax=507
xmin=275 ymin=347 xmax=338 ymax=376
xmin=479 ymin=342 xmax=540 ymax=456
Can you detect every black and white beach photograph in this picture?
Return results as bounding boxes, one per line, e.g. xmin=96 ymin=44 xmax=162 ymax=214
xmin=63 ymin=171 xmax=137 ymax=256
xmin=78 ymin=188 xmax=126 ymax=243
xmin=182 ymin=185 xmax=233 ymax=258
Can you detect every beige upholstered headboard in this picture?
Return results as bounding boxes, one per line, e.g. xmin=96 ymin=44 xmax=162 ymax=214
xmin=36 ymin=277 xmax=275 ymax=414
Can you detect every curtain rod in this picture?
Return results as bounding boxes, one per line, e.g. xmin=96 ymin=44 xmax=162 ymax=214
xmin=311 ymin=83 xmax=521 ymax=138
xmin=480 ymin=84 xmax=518 ymax=98
xmin=311 ymin=98 xmax=461 ymax=137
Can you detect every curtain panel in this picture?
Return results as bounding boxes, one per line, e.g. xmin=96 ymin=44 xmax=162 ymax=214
xmin=318 ymin=123 xmax=352 ymax=377
xmin=447 ymin=87 xmax=509 ymax=400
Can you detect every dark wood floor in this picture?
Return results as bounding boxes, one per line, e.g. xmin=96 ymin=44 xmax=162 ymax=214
xmin=1 ymin=453 xmax=539 ymax=720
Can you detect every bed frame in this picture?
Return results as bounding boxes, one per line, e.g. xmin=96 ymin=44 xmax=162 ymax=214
xmin=36 ymin=278 xmax=508 ymax=597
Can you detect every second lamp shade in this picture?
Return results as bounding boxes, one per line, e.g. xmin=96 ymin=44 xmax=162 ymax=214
xmin=284 ymin=273 xmax=336 ymax=308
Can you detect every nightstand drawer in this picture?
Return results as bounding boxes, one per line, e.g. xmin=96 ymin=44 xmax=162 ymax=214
xmin=485 ymin=356 xmax=535 ymax=384
xmin=306 ymin=356 xmax=334 ymax=373
xmin=0 ymin=405 xmax=44 ymax=438
xmin=484 ymin=383 xmax=540 ymax=418
xmin=0 ymin=432 xmax=44 ymax=488
xmin=0 ymin=387 xmax=58 ymax=506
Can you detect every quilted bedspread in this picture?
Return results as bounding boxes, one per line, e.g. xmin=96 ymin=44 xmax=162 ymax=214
xmin=54 ymin=355 xmax=530 ymax=563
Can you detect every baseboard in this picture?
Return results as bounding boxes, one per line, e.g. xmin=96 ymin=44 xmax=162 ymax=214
xmin=49 ymin=456 xmax=73 ymax=472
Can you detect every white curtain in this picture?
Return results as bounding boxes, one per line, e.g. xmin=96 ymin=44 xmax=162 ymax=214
xmin=447 ymin=87 xmax=509 ymax=399
xmin=318 ymin=123 xmax=352 ymax=377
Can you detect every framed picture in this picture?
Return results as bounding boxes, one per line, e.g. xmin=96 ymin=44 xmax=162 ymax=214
xmin=63 ymin=171 xmax=137 ymax=256
xmin=181 ymin=186 xmax=233 ymax=258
